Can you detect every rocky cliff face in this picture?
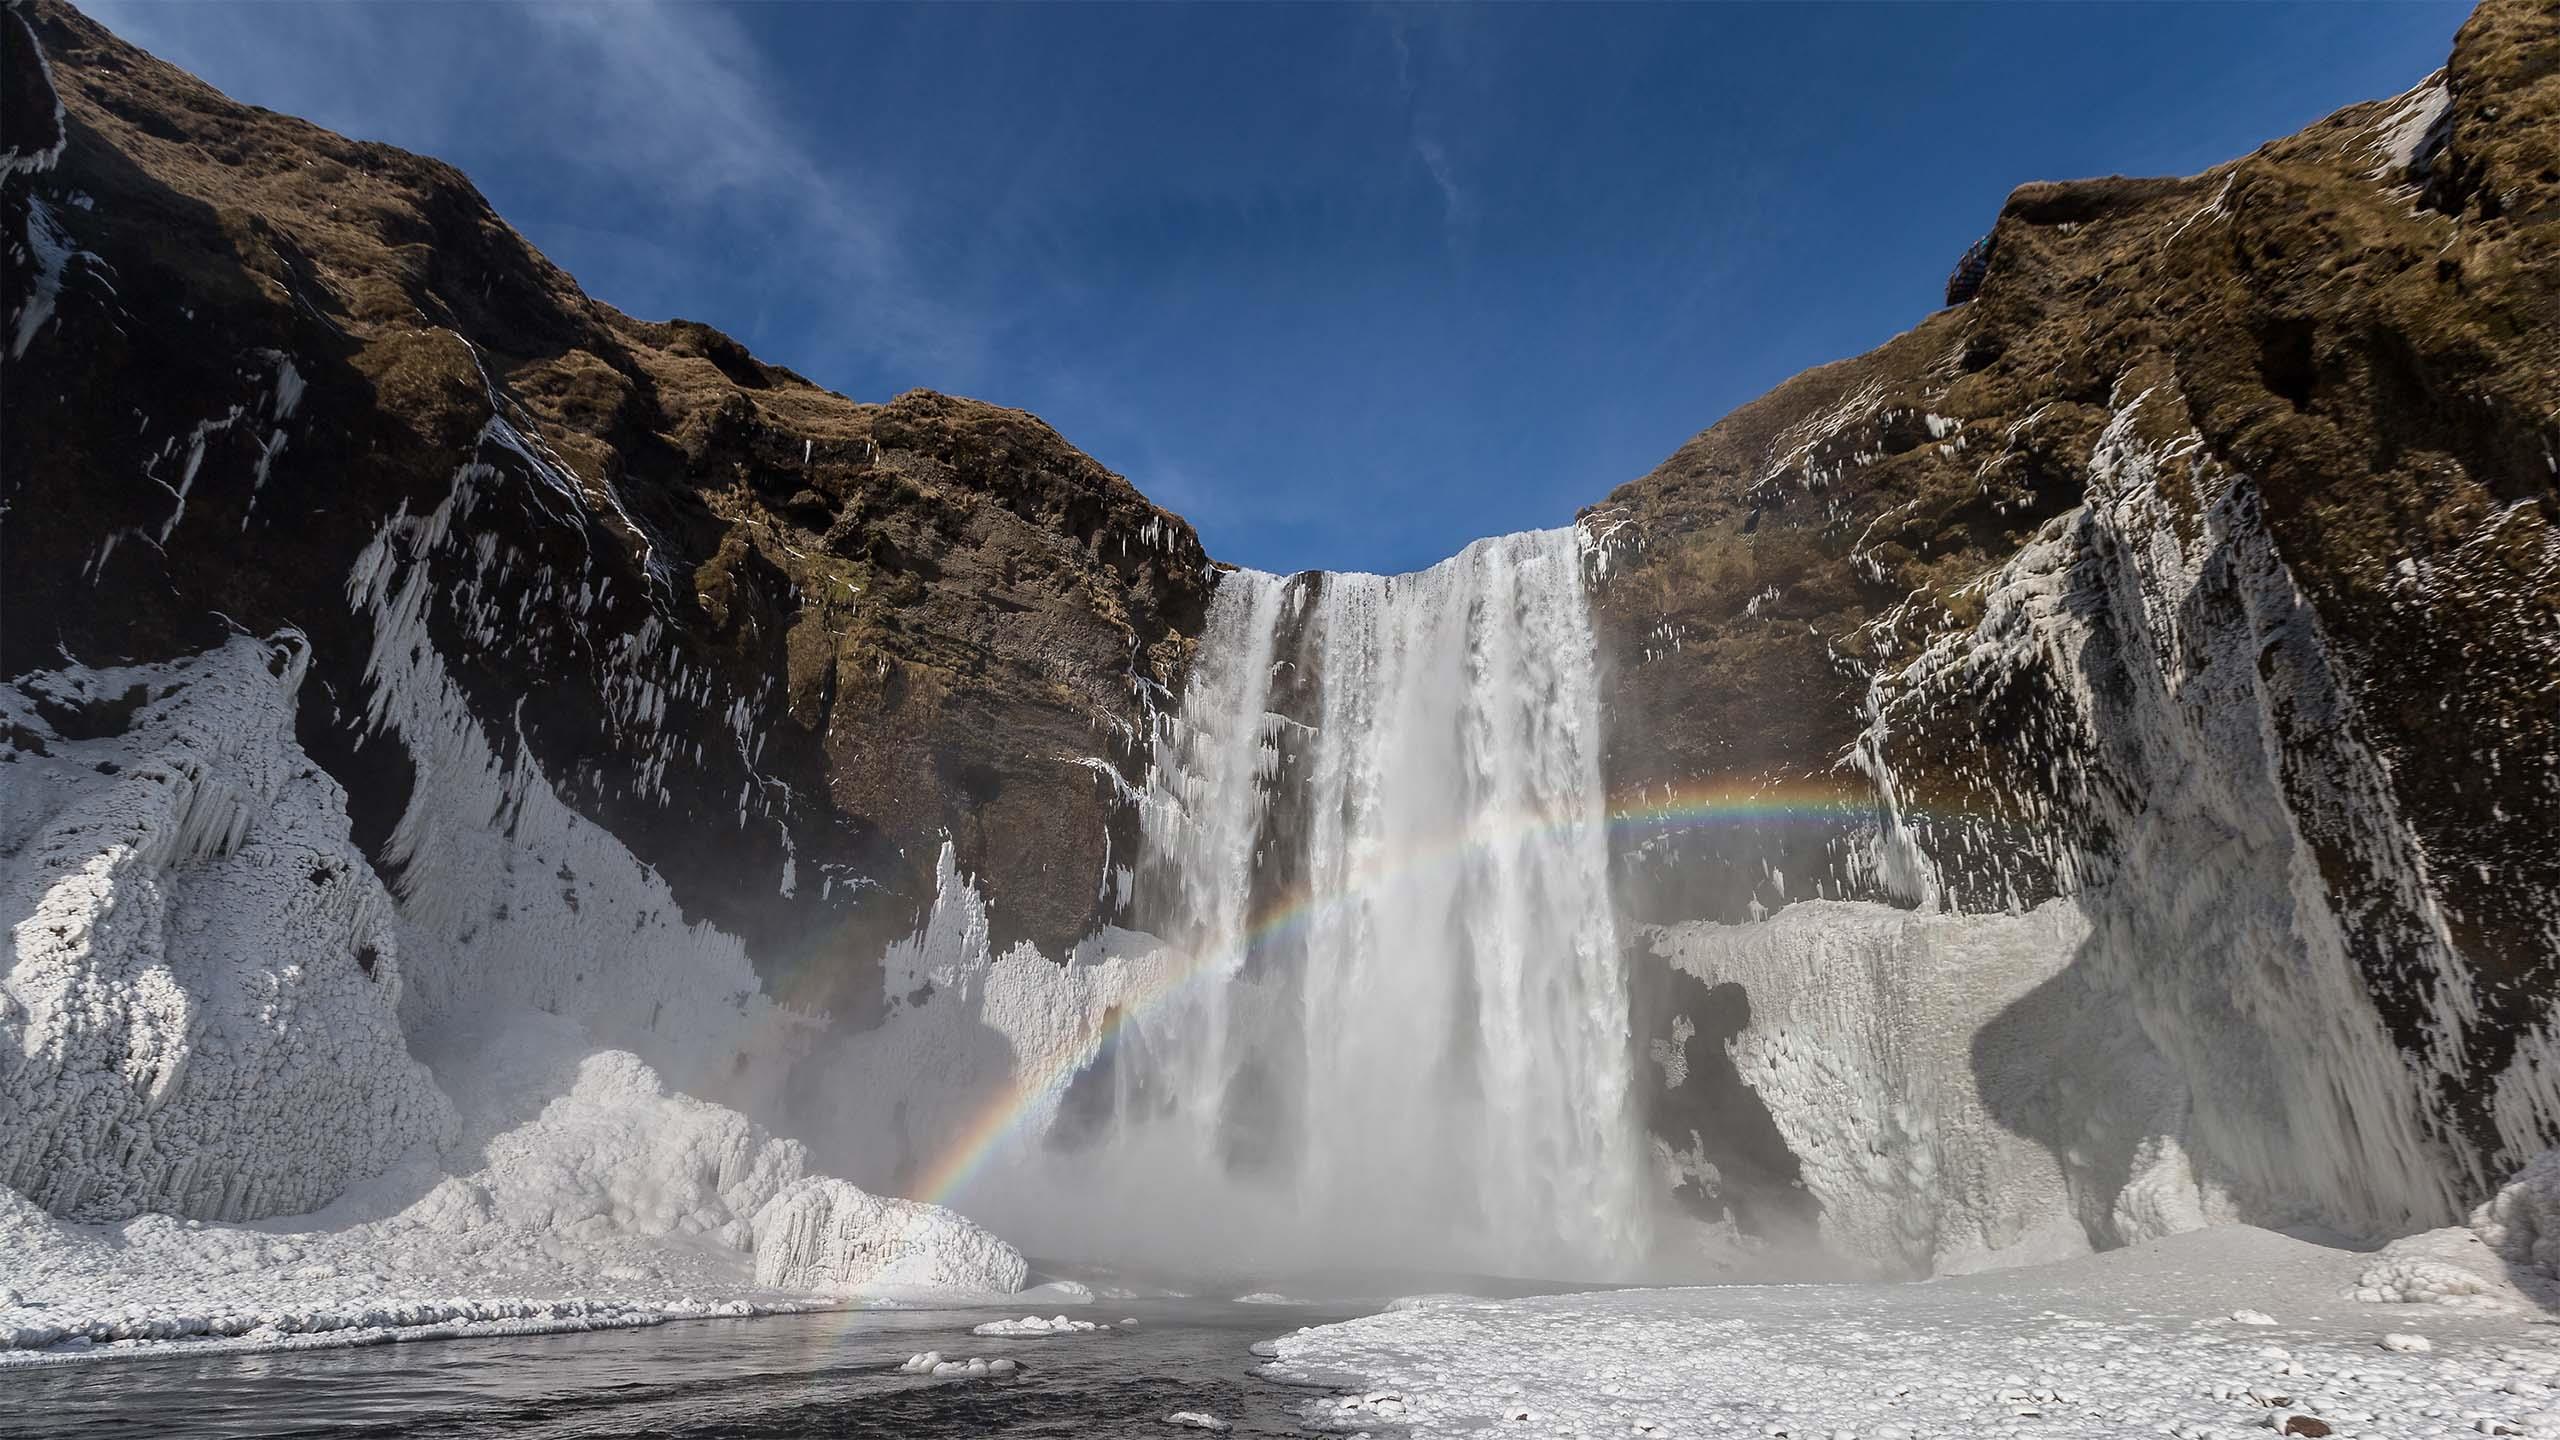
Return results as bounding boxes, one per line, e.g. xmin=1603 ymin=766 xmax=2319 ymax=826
xmin=1 ymin=0 xmax=1210 ymax=1054
xmin=1592 ymin=0 xmax=2560 ymax=1264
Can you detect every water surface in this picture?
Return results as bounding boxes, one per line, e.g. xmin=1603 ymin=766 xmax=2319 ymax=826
xmin=0 ymin=1299 xmax=1368 ymax=1439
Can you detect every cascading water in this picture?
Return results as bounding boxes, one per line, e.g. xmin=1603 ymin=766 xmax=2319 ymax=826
xmin=1052 ymin=527 xmax=1649 ymax=1280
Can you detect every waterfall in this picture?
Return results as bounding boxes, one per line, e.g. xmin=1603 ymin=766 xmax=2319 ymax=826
xmin=1068 ymin=527 xmax=1648 ymax=1280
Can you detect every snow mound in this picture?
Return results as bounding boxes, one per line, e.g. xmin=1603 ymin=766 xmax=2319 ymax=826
xmin=1015 ymin=1278 xmax=1095 ymax=1304
xmin=1165 ymin=1412 xmax=1230 ymax=1431
xmin=752 ymin=1177 xmax=1025 ymax=1298
xmin=2475 ymin=1149 xmax=2560 ymax=1277
xmin=0 ymin=635 xmax=452 ymax=1222
xmin=410 ymin=1009 xmax=808 ymax=1251
xmin=970 ymin=1312 xmax=1106 ymax=1337
xmin=2352 ymin=1243 xmax=2510 ymax=1309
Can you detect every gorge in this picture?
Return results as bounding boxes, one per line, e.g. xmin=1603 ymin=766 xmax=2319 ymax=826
xmin=5 ymin=0 xmax=2560 ymax=1434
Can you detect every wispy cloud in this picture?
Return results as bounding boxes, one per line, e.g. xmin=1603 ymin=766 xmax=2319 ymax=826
xmin=87 ymin=0 xmax=977 ymax=383
xmin=1377 ymin=9 xmax=1474 ymax=249
xmin=1410 ymin=134 xmax=1472 ymax=237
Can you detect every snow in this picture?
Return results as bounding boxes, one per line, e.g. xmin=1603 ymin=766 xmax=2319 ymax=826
xmin=1016 ymin=1278 xmax=1097 ymax=1305
xmin=0 ymin=6 xmax=67 ymax=181
xmin=344 ymin=468 xmax=821 ymax=1102
xmin=0 ymin=610 xmax=1033 ymax=1364
xmin=2474 ymin=1149 xmax=2560 ymax=1278
xmin=9 ymin=194 xmax=79 ymax=360
xmin=2366 ymin=74 xmax=2453 ymax=182
xmin=0 ymin=635 xmax=451 ymax=1222
xmin=1165 ymin=1412 xmax=1230 ymax=1432
xmin=0 ymin=990 xmax=1036 ymax=1365
xmin=898 ymin=1349 xmax=1020 ymax=1377
xmin=971 ymin=1313 xmax=1108 ymax=1336
xmin=1267 ymin=1226 xmax=2560 ymax=1439
xmin=753 ymin=1178 xmax=1026 ymax=1298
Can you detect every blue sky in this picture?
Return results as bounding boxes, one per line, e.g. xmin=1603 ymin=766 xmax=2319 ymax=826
xmin=95 ymin=1 xmax=2462 ymax=575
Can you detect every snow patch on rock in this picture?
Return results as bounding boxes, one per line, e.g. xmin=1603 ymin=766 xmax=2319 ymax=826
xmin=345 ymin=469 xmax=822 ymax=1102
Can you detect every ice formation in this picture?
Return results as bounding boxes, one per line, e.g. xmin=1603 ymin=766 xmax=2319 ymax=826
xmin=752 ymin=1177 xmax=1026 ymax=1297
xmin=1647 ymin=898 xmax=2221 ymax=1275
xmin=2473 ymin=1148 xmax=2560 ymax=1278
xmin=0 ymin=635 xmax=451 ymax=1222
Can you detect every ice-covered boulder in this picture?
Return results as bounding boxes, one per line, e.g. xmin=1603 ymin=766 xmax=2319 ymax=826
xmin=0 ymin=636 xmax=454 ymax=1222
xmin=2473 ymin=1149 xmax=2560 ymax=1277
xmin=752 ymin=1177 xmax=1026 ymax=1297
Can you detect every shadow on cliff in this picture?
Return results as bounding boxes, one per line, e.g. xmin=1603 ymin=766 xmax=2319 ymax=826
xmin=1628 ymin=940 xmax=1825 ymax=1258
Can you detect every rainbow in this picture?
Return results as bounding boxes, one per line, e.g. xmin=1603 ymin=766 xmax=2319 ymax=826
xmin=899 ymin=776 xmax=1891 ymax=1213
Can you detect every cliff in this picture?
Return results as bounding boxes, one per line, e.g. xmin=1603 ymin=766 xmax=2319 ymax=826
xmin=1591 ymin=0 xmax=2560 ymax=1260
xmin=0 ymin=0 xmax=1211 ymax=1047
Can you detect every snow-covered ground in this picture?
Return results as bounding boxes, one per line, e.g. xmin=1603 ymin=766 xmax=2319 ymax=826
xmin=0 ymin=1005 xmax=1025 ymax=1366
xmin=1270 ymin=1225 xmax=2560 ymax=1439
